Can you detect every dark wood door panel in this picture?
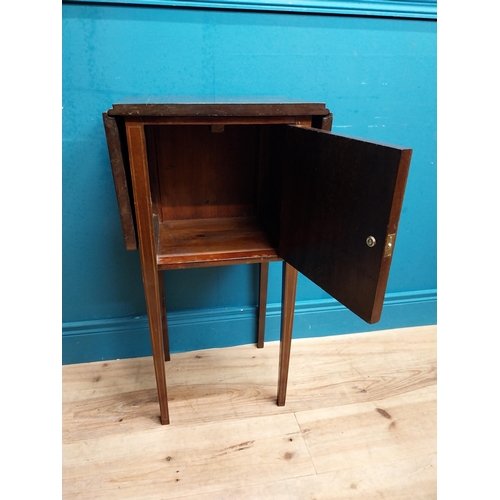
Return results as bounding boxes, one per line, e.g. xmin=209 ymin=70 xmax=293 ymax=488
xmin=279 ymin=126 xmax=411 ymax=324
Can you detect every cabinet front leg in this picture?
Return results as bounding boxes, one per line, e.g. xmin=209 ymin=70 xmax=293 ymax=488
xmin=126 ymin=122 xmax=170 ymax=425
xmin=277 ymin=262 xmax=298 ymax=406
xmin=158 ymin=271 xmax=170 ymax=362
xmin=143 ymin=270 xmax=170 ymax=424
xmin=257 ymin=262 xmax=269 ymax=348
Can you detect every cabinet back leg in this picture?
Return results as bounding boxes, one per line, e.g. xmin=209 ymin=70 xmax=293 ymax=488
xmin=257 ymin=262 xmax=269 ymax=348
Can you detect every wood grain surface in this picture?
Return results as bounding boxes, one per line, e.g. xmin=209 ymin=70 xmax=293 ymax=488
xmin=63 ymin=325 xmax=436 ymax=499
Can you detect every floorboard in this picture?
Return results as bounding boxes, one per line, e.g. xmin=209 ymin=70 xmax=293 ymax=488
xmin=62 ymin=325 xmax=437 ymax=499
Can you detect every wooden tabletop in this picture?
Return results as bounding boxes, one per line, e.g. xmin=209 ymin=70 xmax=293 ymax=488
xmin=107 ymin=98 xmax=330 ymax=117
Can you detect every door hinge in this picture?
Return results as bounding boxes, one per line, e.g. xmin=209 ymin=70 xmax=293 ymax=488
xmin=384 ymin=233 xmax=396 ymax=258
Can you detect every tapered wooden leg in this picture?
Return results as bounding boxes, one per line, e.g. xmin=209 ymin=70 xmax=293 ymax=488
xmin=257 ymin=262 xmax=269 ymax=348
xmin=158 ymin=271 xmax=170 ymax=362
xmin=143 ymin=270 xmax=170 ymax=424
xmin=126 ymin=122 xmax=170 ymax=425
xmin=277 ymin=262 xmax=298 ymax=406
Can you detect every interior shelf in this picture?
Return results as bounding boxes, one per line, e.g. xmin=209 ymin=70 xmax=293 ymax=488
xmin=156 ymin=216 xmax=279 ymax=269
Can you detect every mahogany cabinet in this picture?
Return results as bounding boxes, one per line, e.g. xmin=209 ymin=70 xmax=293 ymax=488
xmin=103 ymin=98 xmax=412 ymax=424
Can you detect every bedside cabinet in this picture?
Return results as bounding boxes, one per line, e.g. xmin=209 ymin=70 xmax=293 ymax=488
xmin=103 ymin=98 xmax=412 ymax=424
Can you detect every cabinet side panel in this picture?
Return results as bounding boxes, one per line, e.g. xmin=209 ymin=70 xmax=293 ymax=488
xmin=257 ymin=125 xmax=287 ymax=247
xmin=312 ymin=112 xmax=333 ymax=131
xmin=144 ymin=126 xmax=162 ymax=221
xmin=102 ymin=113 xmax=137 ymax=250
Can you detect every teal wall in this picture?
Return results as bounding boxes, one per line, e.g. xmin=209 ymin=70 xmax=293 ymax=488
xmin=62 ymin=2 xmax=437 ymax=363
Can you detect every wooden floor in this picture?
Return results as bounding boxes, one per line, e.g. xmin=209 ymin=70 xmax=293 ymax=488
xmin=62 ymin=325 xmax=436 ymax=499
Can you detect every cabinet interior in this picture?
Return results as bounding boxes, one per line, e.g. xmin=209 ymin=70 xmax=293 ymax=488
xmin=144 ymin=123 xmax=286 ymax=269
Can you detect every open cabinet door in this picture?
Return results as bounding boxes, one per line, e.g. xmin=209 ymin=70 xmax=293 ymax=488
xmin=278 ymin=125 xmax=412 ymax=324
